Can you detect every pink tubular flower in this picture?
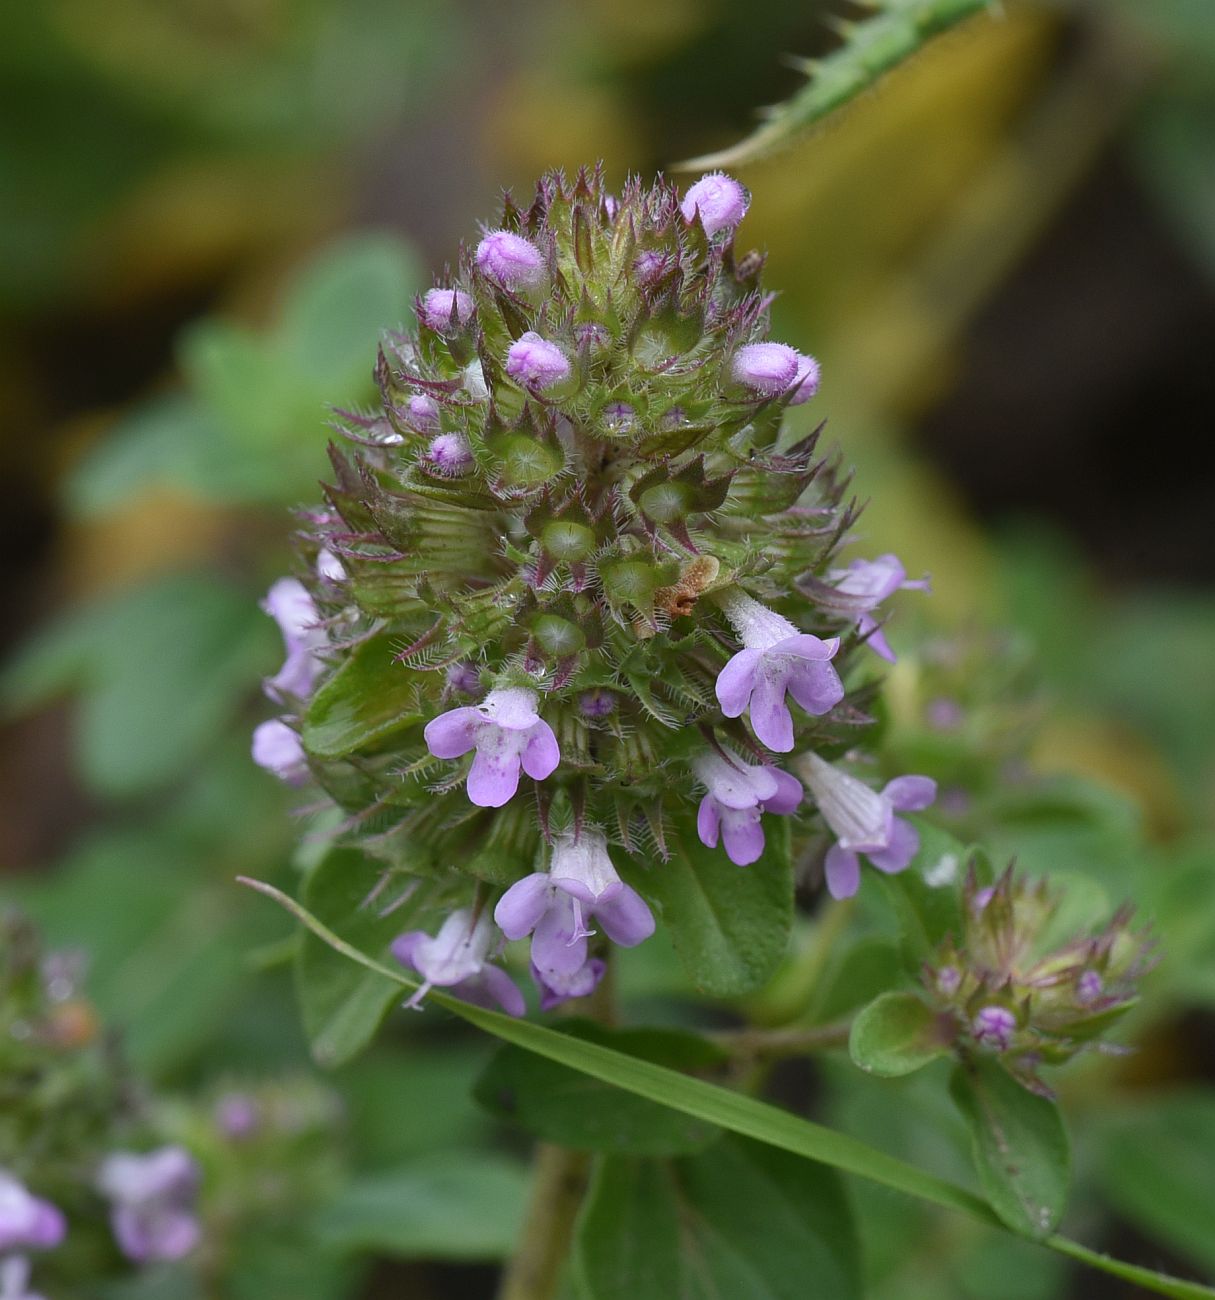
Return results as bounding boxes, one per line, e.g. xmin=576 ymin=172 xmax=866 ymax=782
xmin=730 ymin=342 xmax=799 ymax=396
xmin=715 ymin=591 xmax=843 ymax=752
xmin=420 ymin=287 xmax=474 ymax=331
xmin=495 ymin=830 xmax=654 ymax=1009
xmin=261 ymin=578 xmax=327 ymax=701
xmin=694 ymin=751 xmax=802 ymax=866
xmin=97 ymin=1147 xmax=201 ymax=1263
xmin=475 ymin=230 xmax=545 ymax=289
xmin=506 ymin=332 xmax=570 ymax=391
xmin=391 ymin=908 xmax=524 ymax=1015
xmin=790 ymin=352 xmax=820 ymax=404
xmin=680 ymin=173 xmax=749 ymax=237
xmin=251 ymin=720 xmax=309 ymax=785
xmin=828 ymin=554 xmax=930 ymax=662
xmin=0 ymin=1171 xmax=65 ymax=1253
xmin=423 ymin=687 xmax=559 ymax=807
xmin=798 ymin=753 xmax=937 ymax=899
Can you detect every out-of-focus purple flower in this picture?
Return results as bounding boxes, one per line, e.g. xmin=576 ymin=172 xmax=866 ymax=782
xmin=1077 ymin=970 xmax=1104 ymax=1005
xmin=495 ymin=830 xmax=654 ymax=1007
xmin=506 ymin=332 xmax=570 ymax=392
xmin=578 ymin=688 xmax=616 ymax=718
xmin=391 ymin=908 xmax=524 ymax=1015
xmin=694 ymin=751 xmax=802 ymax=866
xmin=406 ymin=394 xmax=440 ymax=432
xmin=251 ymin=720 xmax=309 ymax=786
xmin=261 ymin=578 xmax=327 ymax=701
xmin=426 ymin=433 xmax=474 ymax=475
xmin=798 ymin=754 xmax=936 ymax=899
xmin=828 ymin=554 xmax=930 ymax=662
xmin=972 ymin=1005 xmax=1017 ymax=1052
xmin=214 ymin=1093 xmax=259 ymax=1140
xmin=927 ymin=697 xmax=964 ymax=731
xmin=730 ymin=342 xmax=799 ymax=396
xmin=0 ymin=1173 xmax=65 ymax=1253
xmin=445 ymin=662 xmax=481 ymax=696
xmin=98 ymin=1147 xmax=201 ymax=1263
xmin=715 ymin=591 xmax=843 ymax=752
xmin=0 ymin=1257 xmax=47 ymax=1300
xmin=789 ymin=352 xmax=820 ymax=404
xmin=424 ymin=687 xmax=560 ymax=807
xmin=680 ymin=173 xmax=749 ymax=237
xmin=316 ymin=547 xmax=346 ymax=583
xmin=476 ymin=231 xmax=545 ymax=289
xmin=420 ymin=287 xmax=474 ymax=331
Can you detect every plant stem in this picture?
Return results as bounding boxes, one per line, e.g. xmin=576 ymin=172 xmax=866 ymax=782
xmin=496 ymin=1142 xmax=591 ymax=1300
xmin=712 ymin=1020 xmax=852 ymax=1061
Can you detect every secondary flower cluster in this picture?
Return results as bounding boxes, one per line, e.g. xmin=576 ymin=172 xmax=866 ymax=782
xmin=254 ymin=165 xmax=936 ymax=1011
xmin=923 ymin=866 xmax=1154 ymax=1093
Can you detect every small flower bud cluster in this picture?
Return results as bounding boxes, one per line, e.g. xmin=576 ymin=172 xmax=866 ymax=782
xmin=256 ymin=166 xmax=937 ymax=1011
xmin=923 ymin=866 xmax=1154 ymax=1092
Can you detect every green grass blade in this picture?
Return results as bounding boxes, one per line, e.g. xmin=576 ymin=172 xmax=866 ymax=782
xmin=238 ymin=876 xmax=1215 ymax=1300
xmin=676 ymin=0 xmax=997 ymax=171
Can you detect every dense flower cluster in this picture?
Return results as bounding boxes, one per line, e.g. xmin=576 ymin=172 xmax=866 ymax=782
xmin=254 ymin=166 xmax=935 ymax=1012
xmin=924 ymin=866 xmax=1155 ymax=1093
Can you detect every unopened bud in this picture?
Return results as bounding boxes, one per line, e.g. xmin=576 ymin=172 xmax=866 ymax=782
xmin=476 ymin=230 xmax=545 ymax=289
xmin=680 ymin=172 xmax=749 ymax=237
xmin=421 ymin=287 xmax=474 ymax=331
xmin=506 ymin=333 xmax=571 ymax=392
xmin=730 ymin=342 xmax=799 ymax=396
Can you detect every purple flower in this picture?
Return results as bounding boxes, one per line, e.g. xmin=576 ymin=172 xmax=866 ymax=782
xmin=799 ymin=753 xmax=937 ymax=899
xmin=0 ymin=1172 xmax=65 ymax=1253
xmin=505 ymin=332 xmax=571 ymax=392
xmin=680 ymin=173 xmax=749 ymax=237
xmin=578 ymin=688 xmax=615 ymax=718
xmin=261 ymin=578 xmax=327 ymax=701
xmin=1077 ymin=970 xmax=1104 ymax=1005
xmin=730 ymin=342 xmax=799 ymax=396
xmin=972 ymin=1005 xmax=1017 ymax=1052
xmin=316 ymin=547 xmax=346 ymax=582
xmin=694 ymin=751 xmax=802 ymax=866
xmin=214 ymin=1093 xmax=259 ymax=1140
xmin=426 ymin=433 xmax=474 ymax=475
xmin=423 ymin=687 xmax=560 ymax=807
xmin=715 ymin=591 xmax=843 ymax=752
xmin=0 ymin=1256 xmax=47 ymax=1300
xmin=476 ymin=230 xmax=545 ymax=289
xmin=251 ymin=720 xmax=309 ymax=786
xmin=445 ymin=662 xmax=481 ymax=695
xmin=406 ymin=394 xmax=440 ymax=432
xmin=828 ymin=554 xmax=930 ymax=662
xmin=420 ymin=287 xmax=474 ymax=331
xmin=98 ymin=1147 xmax=201 ymax=1263
xmin=789 ymin=352 xmax=820 ymax=404
xmin=495 ymin=830 xmax=655 ymax=1008
xmin=391 ymin=908 xmax=524 ymax=1015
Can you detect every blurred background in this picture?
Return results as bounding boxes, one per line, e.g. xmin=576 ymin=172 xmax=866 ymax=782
xmin=1 ymin=0 xmax=1213 ymax=1296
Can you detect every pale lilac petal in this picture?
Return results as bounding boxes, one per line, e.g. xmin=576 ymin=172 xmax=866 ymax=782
xmin=858 ymin=613 xmax=897 ymax=662
xmin=475 ymin=964 xmax=527 ymax=1017
xmin=695 ymin=751 xmax=777 ymax=809
xmin=494 ymin=874 xmax=552 ymax=940
xmin=785 ymin=657 xmax=845 ymax=716
xmin=520 ymin=721 xmax=560 ymax=780
xmin=594 ymin=885 xmax=655 ymax=947
xmin=825 ymin=845 xmax=861 ymax=899
xmin=251 ymin=720 xmax=309 ymax=785
xmin=533 ymin=957 xmax=605 ymax=1010
xmin=720 ymin=806 xmax=765 ymax=866
xmin=390 ymin=931 xmax=427 ymax=969
xmin=771 ymin=633 xmax=840 ymax=661
xmin=836 ymin=556 xmax=906 ymax=604
xmin=865 ymin=817 xmax=919 ymax=874
xmin=479 ymin=687 xmax=540 ymax=730
xmin=762 ymin=769 xmax=803 ymax=815
xmin=882 ymin=775 xmax=937 ymax=813
xmin=113 ymin=1205 xmax=200 ymax=1262
xmin=466 ymin=745 xmax=522 ymax=807
xmin=531 ymin=897 xmax=588 ymax=976
xmin=697 ymin=794 xmax=721 ymax=848
xmin=423 ymin=707 xmax=480 ymax=759
xmin=748 ymin=665 xmax=795 ymax=752
xmin=715 ymin=647 xmax=762 ymax=717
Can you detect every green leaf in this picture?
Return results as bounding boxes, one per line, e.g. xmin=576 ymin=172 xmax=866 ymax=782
xmin=950 ymin=1057 xmax=1070 ymax=1240
xmin=1097 ymin=1091 xmax=1215 ymax=1275
xmin=295 ymin=847 xmax=420 ymax=1068
xmin=677 ymin=0 xmax=994 ymax=170
xmin=302 ymin=634 xmax=423 ymax=760
xmin=475 ymin=1023 xmax=724 ymax=1156
xmin=576 ymin=1136 xmax=861 ymax=1300
xmin=314 ymin=1152 xmax=529 ymax=1261
xmin=849 ymin=991 xmax=950 ymax=1077
xmin=635 ymin=819 xmax=793 ymax=997
xmin=241 ymin=877 xmax=1215 ymax=1300
xmin=275 ymin=233 xmax=421 ymax=391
